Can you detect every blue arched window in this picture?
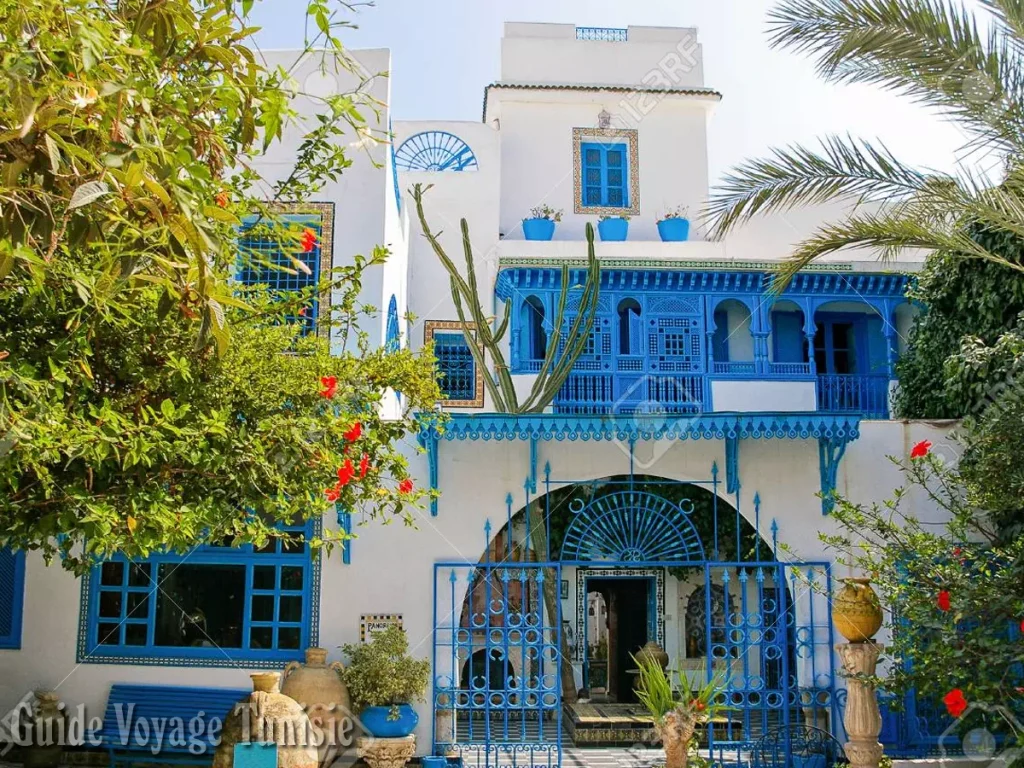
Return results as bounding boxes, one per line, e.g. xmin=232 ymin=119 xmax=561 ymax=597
xmin=385 ymin=295 xmax=400 ymax=353
xmin=519 ymin=296 xmax=547 ymax=362
xmin=617 ymin=298 xmax=642 ymax=355
xmin=394 ymin=131 xmax=478 ymax=172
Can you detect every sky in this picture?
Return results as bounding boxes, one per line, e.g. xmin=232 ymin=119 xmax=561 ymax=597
xmin=249 ymin=0 xmax=983 ymax=186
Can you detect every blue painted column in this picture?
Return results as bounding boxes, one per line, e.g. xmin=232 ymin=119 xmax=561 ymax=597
xmin=750 ymin=305 xmax=770 ymax=374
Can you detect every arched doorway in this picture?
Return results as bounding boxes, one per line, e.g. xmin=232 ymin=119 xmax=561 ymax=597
xmin=432 ymin=474 xmax=837 ymax=762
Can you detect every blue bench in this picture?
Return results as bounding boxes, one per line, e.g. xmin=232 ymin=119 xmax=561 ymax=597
xmin=94 ymin=683 xmax=250 ymax=766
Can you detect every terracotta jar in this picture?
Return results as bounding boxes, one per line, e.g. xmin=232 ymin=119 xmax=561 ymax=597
xmin=281 ymin=648 xmax=352 ymax=767
xmin=635 ymin=641 xmax=669 ymax=671
xmin=213 ymin=673 xmax=318 ymax=768
xmin=833 ymin=577 xmax=883 ymax=642
xmin=22 ymin=691 xmax=65 ymax=768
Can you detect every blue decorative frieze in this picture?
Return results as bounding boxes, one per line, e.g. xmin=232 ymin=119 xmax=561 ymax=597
xmin=495 ymin=267 xmax=911 ymax=300
xmin=427 ymin=412 xmax=861 ymax=443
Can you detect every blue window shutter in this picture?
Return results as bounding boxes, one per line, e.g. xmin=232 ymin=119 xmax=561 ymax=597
xmin=0 ymin=548 xmax=26 ymax=649
xmin=580 ymin=142 xmax=629 ymax=208
xmin=772 ymin=312 xmax=805 ymax=363
xmin=712 ymin=309 xmax=730 ymax=362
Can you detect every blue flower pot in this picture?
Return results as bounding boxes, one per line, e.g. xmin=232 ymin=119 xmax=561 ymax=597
xmin=360 ymin=704 xmax=419 ymax=738
xmin=522 ymin=217 xmax=556 ymax=241
xmin=657 ymin=218 xmax=690 ymax=242
xmin=598 ymin=217 xmax=629 ymax=241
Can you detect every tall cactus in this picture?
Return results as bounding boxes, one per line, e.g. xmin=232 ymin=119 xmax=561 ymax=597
xmin=411 ymin=183 xmax=601 ymax=413
xmin=412 ymin=183 xmax=602 ymax=705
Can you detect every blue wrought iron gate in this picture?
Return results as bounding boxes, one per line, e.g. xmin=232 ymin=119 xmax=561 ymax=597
xmin=432 ymin=561 xmax=563 ymax=768
xmin=702 ymin=562 xmax=837 ymax=767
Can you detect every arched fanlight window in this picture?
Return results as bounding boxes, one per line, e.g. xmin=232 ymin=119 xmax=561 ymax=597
xmin=520 ymin=296 xmax=547 ymax=361
xmin=617 ymin=298 xmax=642 ymax=355
xmin=394 ymin=131 xmax=478 ymax=172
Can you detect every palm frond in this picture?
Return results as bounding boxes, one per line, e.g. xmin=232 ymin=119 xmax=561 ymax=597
xmin=705 ymin=134 xmax=944 ymax=237
xmin=768 ymin=0 xmax=1024 ymax=155
xmin=773 ymin=202 xmax=1024 ymax=289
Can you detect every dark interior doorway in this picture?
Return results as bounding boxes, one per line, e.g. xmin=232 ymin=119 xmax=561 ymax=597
xmin=586 ymin=577 xmax=650 ymax=703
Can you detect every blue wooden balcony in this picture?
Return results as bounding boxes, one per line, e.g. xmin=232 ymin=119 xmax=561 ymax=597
xmin=499 ymin=265 xmax=910 ymax=420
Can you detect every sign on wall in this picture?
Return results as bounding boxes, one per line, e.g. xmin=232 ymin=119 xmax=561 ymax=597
xmin=359 ymin=614 xmax=403 ymax=643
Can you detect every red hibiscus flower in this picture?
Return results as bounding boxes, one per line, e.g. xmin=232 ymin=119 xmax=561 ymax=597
xmin=398 ymin=478 xmax=414 ymax=494
xmin=320 ymin=375 xmax=337 ymax=399
xmin=910 ymin=440 xmax=932 ymax=459
xmin=937 ymin=591 xmax=952 ymax=612
xmin=943 ymin=688 xmax=968 ymax=718
xmin=337 ymin=459 xmax=355 ymax=486
xmin=344 ymin=422 xmax=362 ymax=443
xmin=215 ymin=190 xmax=230 ymax=208
xmin=324 ymin=485 xmax=341 ymax=503
xmin=953 ymin=547 xmax=962 ymax=557
xmin=359 ymin=453 xmax=370 ymax=479
xmin=301 ymin=228 xmax=318 ymax=253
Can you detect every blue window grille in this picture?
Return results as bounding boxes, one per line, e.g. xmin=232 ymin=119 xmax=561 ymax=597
xmin=81 ymin=521 xmax=316 ymax=665
xmin=576 ymin=27 xmax=628 ymax=42
xmin=237 ymin=215 xmax=323 ymax=335
xmin=0 ymin=547 xmax=26 ymax=649
xmin=434 ymin=332 xmax=476 ymax=402
xmin=581 ymin=142 xmax=629 ymax=208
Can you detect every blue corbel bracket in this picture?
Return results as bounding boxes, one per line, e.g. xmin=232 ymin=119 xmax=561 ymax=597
xmin=416 ymin=425 xmax=440 ymax=517
xmin=818 ymin=437 xmax=849 ymax=515
xmin=725 ymin=436 xmax=740 ymax=495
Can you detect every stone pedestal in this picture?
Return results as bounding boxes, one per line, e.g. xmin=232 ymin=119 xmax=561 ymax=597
xmin=355 ymin=736 xmax=416 ymax=768
xmin=837 ymin=642 xmax=885 ymax=768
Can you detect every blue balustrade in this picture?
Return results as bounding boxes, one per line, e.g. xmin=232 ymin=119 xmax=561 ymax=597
xmin=817 ymin=374 xmax=890 ymax=418
xmin=769 ymin=361 xmax=813 ymax=376
xmin=576 ymin=26 xmax=628 ymax=42
xmin=712 ymin=361 xmax=756 ymax=375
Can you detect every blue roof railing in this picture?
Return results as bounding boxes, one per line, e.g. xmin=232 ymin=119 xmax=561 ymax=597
xmin=576 ymin=27 xmax=628 ymax=42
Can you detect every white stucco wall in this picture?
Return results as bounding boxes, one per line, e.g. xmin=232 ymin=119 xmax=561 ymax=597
xmin=711 ymin=380 xmax=818 ymax=412
xmin=500 ymin=23 xmax=706 ymax=89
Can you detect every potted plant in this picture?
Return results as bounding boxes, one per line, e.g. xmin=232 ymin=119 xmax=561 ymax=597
xmin=522 ymin=204 xmax=562 ymax=241
xmin=341 ymin=625 xmax=430 ymax=738
xmin=633 ymin=653 xmax=727 ymax=768
xmin=597 ymin=214 xmax=630 ymax=242
xmin=657 ymin=205 xmax=691 ymax=242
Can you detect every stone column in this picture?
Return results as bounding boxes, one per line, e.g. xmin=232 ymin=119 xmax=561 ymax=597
xmin=837 ymin=642 xmax=884 ymax=768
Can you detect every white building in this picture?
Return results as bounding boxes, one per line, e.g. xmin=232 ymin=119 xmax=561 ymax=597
xmin=1 ymin=21 xmax=953 ymax=768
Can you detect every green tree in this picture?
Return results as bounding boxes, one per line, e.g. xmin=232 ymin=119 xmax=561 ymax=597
xmin=705 ymin=0 xmax=1024 ymax=284
xmin=895 ymin=226 xmax=1024 ymax=418
xmin=823 ymin=446 xmax=1024 ymax=747
xmin=0 ymin=0 xmax=442 ymax=569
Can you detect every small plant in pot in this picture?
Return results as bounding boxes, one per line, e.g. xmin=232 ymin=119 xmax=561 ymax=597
xmin=597 ymin=214 xmax=630 ymax=242
xmin=657 ymin=205 xmax=691 ymax=242
xmin=341 ymin=625 xmax=430 ymax=738
xmin=522 ymin=204 xmax=563 ymax=241
xmin=633 ymin=653 xmax=727 ymax=768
